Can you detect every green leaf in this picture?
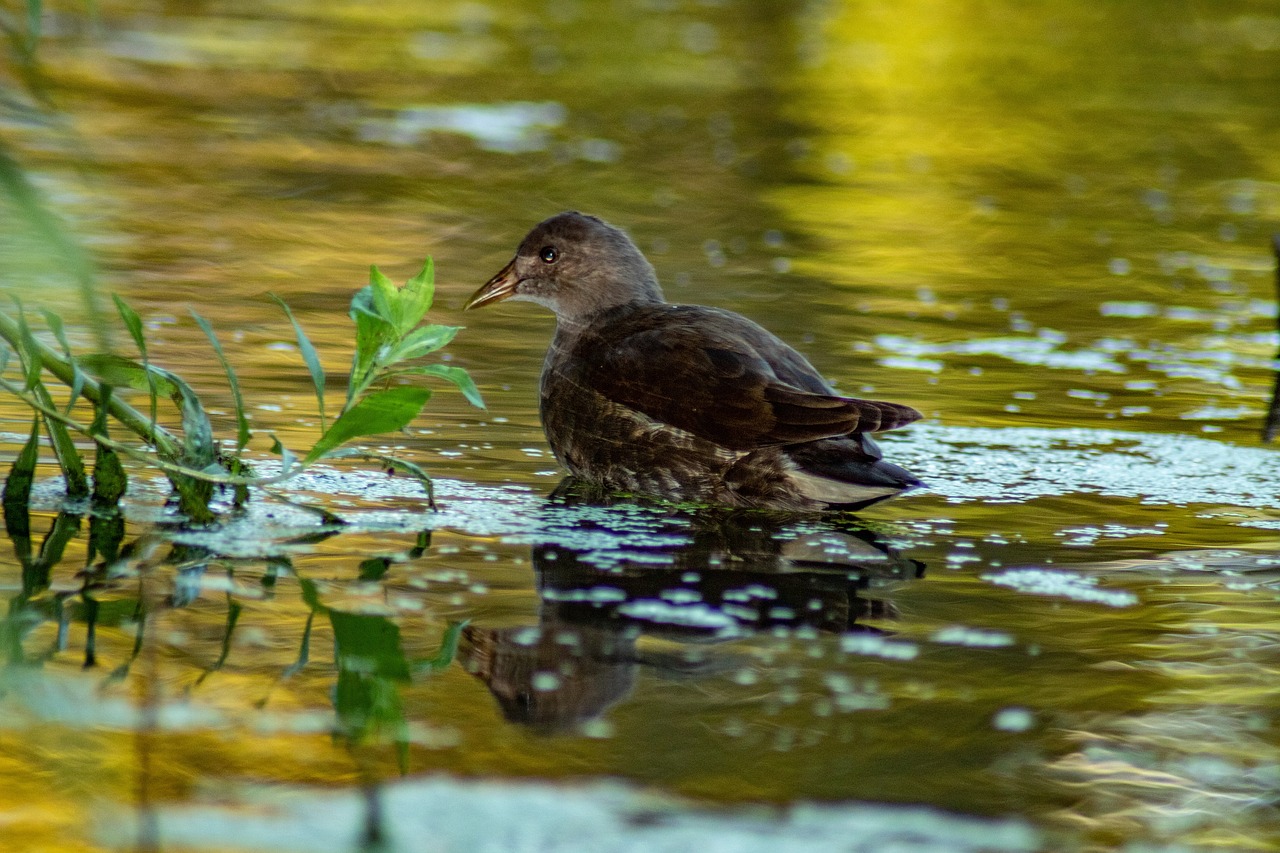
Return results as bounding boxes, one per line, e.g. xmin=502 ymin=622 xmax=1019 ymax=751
xmin=13 ymin=304 xmax=90 ymax=498
xmin=3 ymin=417 xmax=40 ymax=511
xmin=80 ymin=353 xmax=215 ymax=473
xmin=358 ymin=557 xmax=392 ymax=582
xmin=270 ymin=294 xmax=328 ymax=432
xmin=390 ymin=363 xmax=484 ymax=409
xmin=67 ymin=364 xmax=85 ymax=413
xmin=78 ymin=354 xmax=177 ymax=396
xmin=90 ymin=388 xmax=127 ymax=509
xmin=37 ymin=510 xmax=83 ymax=574
xmin=12 ymin=299 xmax=42 ymax=390
xmin=387 ymin=324 xmax=459 ymax=362
xmin=164 ymin=363 xmax=219 ymax=521
xmin=304 ymin=386 xmax=431 ymax=465
xmin=369 ymin=265 xmax=399 ymax=329
xmin=91 ymin=442 xmax=127 ymax=508
xmin=347 ymin=285 xmax=395 ymax=402
xmin=112 ymin=294 xmax=147 ymax=359
xmin=398 ymin=258 xmax=435 ymax=334
xmin=111 ymin=294 xmax=159 ymax=441
xmin=415 ymin=620 xmax=467 ymax=674
xmin=283 ymin=609 xmax=316 ymax=678
xmin=87 ymin=515 xmax=127 ymax=586
xmin=191 ymin=310 xmax=251 ymax=453
xmin=330 ymin=609 xmax=413 ymax=753
xmin=42 ymin=309 xmax=85 ymax=411
xmin=205 ymin=599 xmax=243 ymax=674
xmin=176 ymin=383 xmax=215 ymax=470
xmin=137 ymin=363 xmax=213 ymax=468
xmin=37 ymin=385 xmax=89 ymax=500
xmin=40 ymin=308 xmax=69 ymax=353
xmin=3 ymin=422 xmax=38 ymax=565
xmin=268 ymin=433 xmax=297 ymax=475
xmin=298 ymin=578 xmax=326 ymax=614
xmin=331 ymin=611 xmax=411 ymax=681
xmin=332 ymin=620 xmax=411 ymax=750
xmin=169 ymin=472 xmax=215 ymax=523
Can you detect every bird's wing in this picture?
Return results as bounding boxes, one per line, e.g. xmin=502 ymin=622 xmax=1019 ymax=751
xmin=581 ymin=308 xmax=921 ymax=451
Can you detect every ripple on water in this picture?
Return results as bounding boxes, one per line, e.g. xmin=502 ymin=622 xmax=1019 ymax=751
xmin=885 ymin=425 xmax=1280 ymax=511
xmin=357 ymin=101 xmax=567 ymax=152
xmin=28 ymin=425 xmax=1277 ymax=558
xmin=980 ymin=568 xmax=1139 ymax=608
xmin=875 ymin=333 xmax=1127 ymax=373
xmin=931 ymin=626 xmax=1017 ymax=648
xmin=138 ymin=776 xmax=1042 ymax=853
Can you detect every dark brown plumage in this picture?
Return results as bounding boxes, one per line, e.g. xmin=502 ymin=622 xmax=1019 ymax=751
xmin=466 ymin=211 xmax=923 ymax=511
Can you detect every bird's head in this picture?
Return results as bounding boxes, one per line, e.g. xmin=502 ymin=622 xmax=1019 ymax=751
xmin=466 ymin=211 xmax=663 ymax=323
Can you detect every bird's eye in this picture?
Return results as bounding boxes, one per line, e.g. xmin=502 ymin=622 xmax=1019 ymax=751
xmin=539 ymin=246 xmax=558 ymax=263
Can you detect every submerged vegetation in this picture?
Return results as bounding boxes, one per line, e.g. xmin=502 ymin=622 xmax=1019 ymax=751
xmin=0 ymin=262 xmax=482 ymax=522
xmin=1 ymin=489 xmax=467 ymax=785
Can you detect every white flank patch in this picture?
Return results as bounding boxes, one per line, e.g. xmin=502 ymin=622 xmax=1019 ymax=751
xmin=787 ymin=467 xmax=901 ymax=505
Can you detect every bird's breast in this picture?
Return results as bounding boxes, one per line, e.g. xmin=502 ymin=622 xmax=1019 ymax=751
xmin=539 ymin=345 xmax=743 ymax=499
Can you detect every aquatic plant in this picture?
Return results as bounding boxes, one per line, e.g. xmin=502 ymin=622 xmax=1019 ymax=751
xmin=0 ymin=262 xmax=482 ymax=522
xmin=1 ymin=495 xmax=464 ymax=784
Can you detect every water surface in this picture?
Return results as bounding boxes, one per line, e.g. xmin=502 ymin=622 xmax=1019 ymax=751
xmin=2 ymin=1 xmax=1279 ymax=851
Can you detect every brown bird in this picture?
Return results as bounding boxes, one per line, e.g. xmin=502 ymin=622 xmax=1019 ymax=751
xmin=466 ymin=211 xmax=923 ymax=512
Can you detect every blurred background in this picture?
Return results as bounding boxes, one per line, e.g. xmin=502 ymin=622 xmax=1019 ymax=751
xmin=4 ymin=0 xmax=1278 ymax=451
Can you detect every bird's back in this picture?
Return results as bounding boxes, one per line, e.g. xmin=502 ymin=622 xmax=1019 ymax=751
xmin=538 ymin=302 xmax=921 ymax=510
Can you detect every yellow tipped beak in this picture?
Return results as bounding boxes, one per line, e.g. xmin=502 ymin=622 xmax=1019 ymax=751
xmin=465 ymin=258 xmax=520 ymax=310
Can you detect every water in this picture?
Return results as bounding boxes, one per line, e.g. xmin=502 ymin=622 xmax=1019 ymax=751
xmin=2 ymin=1 xmax=1279 ymax=851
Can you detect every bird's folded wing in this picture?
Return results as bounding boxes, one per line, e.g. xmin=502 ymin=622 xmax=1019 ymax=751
xmin=585 ymin=326 xmax=921 ymax=451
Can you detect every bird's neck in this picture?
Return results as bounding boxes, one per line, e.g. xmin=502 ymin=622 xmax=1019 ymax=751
xmin=554 ymin=295 xmax=662 ymax=337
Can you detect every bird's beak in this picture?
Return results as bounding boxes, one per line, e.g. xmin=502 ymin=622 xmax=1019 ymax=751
xmin=465 ymin=258 xmax=520 ymax=310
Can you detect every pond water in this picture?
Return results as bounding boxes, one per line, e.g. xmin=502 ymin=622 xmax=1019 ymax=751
xmin=2 ymin=1 xmax=1280 ymax=851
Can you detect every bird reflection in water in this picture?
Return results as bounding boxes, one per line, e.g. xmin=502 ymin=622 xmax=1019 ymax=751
xmin=459 ymin=482 xmax=925 ymax=733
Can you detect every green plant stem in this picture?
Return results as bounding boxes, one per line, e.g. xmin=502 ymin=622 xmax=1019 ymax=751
xmin=0 ymin=308 xmax=181 ymax=458
xmin=0 ymin=375 xmax=404 ymax=505
xmin=0 ymin=375 xmax=294 ymax=488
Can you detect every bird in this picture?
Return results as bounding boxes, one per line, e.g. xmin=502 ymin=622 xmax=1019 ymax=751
xmin=465 ymin=211 xmax=923 ymax=512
